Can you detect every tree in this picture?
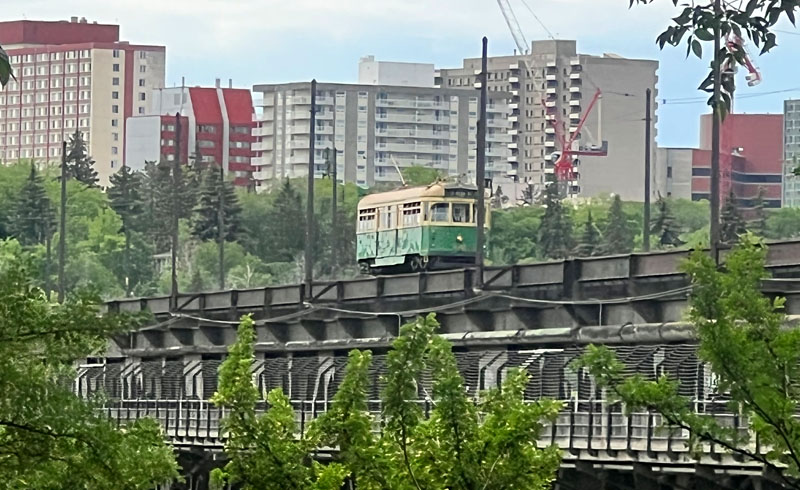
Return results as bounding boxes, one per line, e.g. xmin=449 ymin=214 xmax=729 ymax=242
xmin=576 ymin=235 xmax=800 ymax=488
xmin=192 ymin=166 xmax=242 ymax=242
xmin=264 ymin=179 xmax=306 ymax=263
xmin=650 ymin=196 xmax=683 ymax=248
xmin=538 ymin=181 xmax=574 ymax=260
xmin=575 ymin=210 xmax=601 ymax=257
xmin=401 ymin=165 xmax=444 ymax=187
xmin=720 ymin=190 xmax=746 ymax=244
xmin=108 ymin=164 xmax=145 ymax=295
xmin=10 ymin=164 xmax=54 ymax=247
xmin=0 ymin=246 xmax=179 ymax=488
xmin=0 ymin=44 xmax=15 ymax=87
xmin=488 ymin=207 xmax=543 ymax=264
xmin=634 ymin=1 xmax=798 ymax=116
xmin=601 ymin=194 xmax=634 ymax=255
xmin=209 ymin=316 xmax=349 ymax=490
xmin=65 ymin=130 xmax=99 ymax=187
xmin=750 ymin=186 xmax=768 ymax=237
xmin=765 ymin=207 xmax=800 ymax=240
xmin=139 ymin=160 xmax=198 ymax=253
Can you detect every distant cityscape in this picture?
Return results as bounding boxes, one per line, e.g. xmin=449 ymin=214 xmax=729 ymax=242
xmin=0 ymin=17 xmax=797 ymax=209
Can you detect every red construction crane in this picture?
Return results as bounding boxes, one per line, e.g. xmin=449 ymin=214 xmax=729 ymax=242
xmin=720 ymin=34 xmax=763 ymax=200
xmin=544 ymin=88 xmax=604 ymax=183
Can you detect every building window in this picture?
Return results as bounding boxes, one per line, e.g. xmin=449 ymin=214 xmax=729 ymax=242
xmin=138 ymin=107 xmax=145 ymax=114
xmin=111 ymin=119 xmax=119 ymax=127
xmin=198 ymin=140 xmax=215 ymax=148
xmin=113 ymin=77 xmax=120 ymax=86
xmin=112 ymin=105 xmax=119 ymax=114
xmin=139 ymin=93 xmax=146 ymax=101
xmin=198 ymin=125 xmax=216 ymax=133
xmin=139 ymin=65 xmax=146 ymax=73
xmin=139 ymin=79 xmax=145 ymax=87
xmin=113 ymin=133 xmax=119 ymax=142
xmin=112 ymin=49 xmax=120 ymax=58
xmin=113 ymin=64 xmax=120 ymax=72
xmin=112 ymin=147 xmax=118 ymax=155
xmin=112 ymin=91 xmax=119 ymax=100
xmin=139 ymin=51 xmax=147 ymax=59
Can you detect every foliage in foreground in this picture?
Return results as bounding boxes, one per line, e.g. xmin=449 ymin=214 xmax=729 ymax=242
xmin=0 ymin=242 xmax=179 ymax=489
xmin=576 ymin=235 xmax=800 ymax=488
xmin=211 ymin=314 xmax=563 ymax=490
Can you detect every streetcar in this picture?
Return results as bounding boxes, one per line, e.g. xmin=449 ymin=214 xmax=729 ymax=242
xmin=356 ymin=181 xmax=486 ymax=274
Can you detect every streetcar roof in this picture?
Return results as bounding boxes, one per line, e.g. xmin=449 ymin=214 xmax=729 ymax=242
xmin=358 ymin=182 xmax=476 ymax=208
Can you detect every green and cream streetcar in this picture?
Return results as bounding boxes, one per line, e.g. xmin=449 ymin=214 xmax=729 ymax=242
xmin=356 ymin=182 xmax=486 ymax=274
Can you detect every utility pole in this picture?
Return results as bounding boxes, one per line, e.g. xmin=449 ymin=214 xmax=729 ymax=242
xmin=475 ymin=37 xmax=488 ymax=289
xmin=710 ymin=0 xmax=722 ymax=263
xmin=122 ymin=161 xmax=131 ymax=297
xmin=57 ymin=140 xmax=67 ymax=303
xmin=643 ymin=88 xmax=652 ymax=252
xmin=170 ymin=112 xmax=181 ymax=310
xmin=217 ymin=163 xmax=225 ymax=290
xmin=305 ymin=80 xmax=317 ymax=299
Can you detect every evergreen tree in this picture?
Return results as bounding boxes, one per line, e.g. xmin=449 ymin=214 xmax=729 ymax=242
xmin=575 ymin=210 xmax=601 ymax=257
xmin=538 ymin=180 xmax=574 ymax=260
xmin=602 ymin=194 xmax=635 ymax=255
xmin=720 ymin=190 xmax=746 ymax=244
xmin=65 ymin=130 xmax=99 ymax=187
xmin=191 ymin=166 xmax=242 ymax=242
xmin=10 ymin=164 xmax=54 ymax=246
xmin=750 ymin=186 xmax=768 ymax=237
xmin=139 ymin=160 xmax=199 ymax=253
xmin=108 ymin=164 xmax=145 ymax=295
xmin=651 ymin=196 xmax=683 ymax=248
xmin=266 ymin=179 xmax=306 ymax=263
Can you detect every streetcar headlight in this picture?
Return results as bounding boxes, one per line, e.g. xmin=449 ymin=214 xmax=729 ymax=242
xmin=456 ymin=234 xmax=463 ymax=243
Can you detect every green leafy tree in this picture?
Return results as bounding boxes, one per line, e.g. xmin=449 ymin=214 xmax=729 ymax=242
xmin=634 ymin=0 xmax=798 ymax=115
xmin=65 ymin=130 xmax=99 ymax=187
xmin=488 ymin=207 xmax=543 ymax=264
xmin=651 ymin=196 xmax=683 ymax=248
xmin=192 ymin=166 xmax=242 ymax=242
xmin=139 ymin=160 xmax=198 ymax=253
xmin=750 ymin=186 xmax=768 ymax=237
xmin=538 ymin=181 xmax=574 ymax=260
xmin=315 ymin=314 xmax=563 ymax=490
xmin=765 ymin=207 xmax=800 ymax=240
xmin=720 ymin=190 xmax=746 ymax=244
xmin=576 ymin=235 xmax=800 ymax=487
xmin=0 ymin=246 xmax=179 ymax=488
xmin=210 ymin=316 xmax=349 ymax=490
xmin=601 ymin=194 xmax=634 ymax=255
xmin=401 ymin=165 xmax=444 ymax=187
xmin=575 ymin=209 xmax=601 ymax=257
xmin=0 ymin=44 xmax=15 ymax=87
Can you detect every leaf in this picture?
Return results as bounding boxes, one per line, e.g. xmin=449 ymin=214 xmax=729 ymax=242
xmin=692 ymin=39 xmax=703 ymax=58
xmin=760 ymin=32 xmax=778 ymax=53
xmin=694 ymin=28 xmax=715 ymax=41
xmin=0 ymin=44 xmax=15 ymax=88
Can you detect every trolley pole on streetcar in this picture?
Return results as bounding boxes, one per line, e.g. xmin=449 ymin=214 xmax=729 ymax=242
xmin=305 ymin=80 xmax=317 ymax=300
xmin=475 ymin=37 xmax=488 ymax=289
xmin=643 ymin=88 xmax=652 ymax=252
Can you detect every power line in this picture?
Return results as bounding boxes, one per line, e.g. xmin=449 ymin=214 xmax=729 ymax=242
xmin=661 ymin=86 xmax=800 ymax=106
xmin=517 ymin=0 xmax=555 ymax=40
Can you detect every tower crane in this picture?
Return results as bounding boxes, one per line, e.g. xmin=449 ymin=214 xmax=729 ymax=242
xmin=544 ymin=89 xmax=604 ymax=184
xmin=496 ymin=0 xmax=530 ymax=55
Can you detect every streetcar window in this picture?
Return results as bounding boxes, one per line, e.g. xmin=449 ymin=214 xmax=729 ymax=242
xmin=452 ymin=203 xmax=469 ymax=223
xmin=402 ymin=202 xmax=422 ymax=226
xmin=358 ymin=208 xmax=376 ymax=231
xmin=380 ymin=206 xmax=395 ymax=229
xmin=430 ymin=203 xmax=449 ymax=222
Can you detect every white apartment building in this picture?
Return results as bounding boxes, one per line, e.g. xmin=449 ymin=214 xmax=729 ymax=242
xmin=783 ymin=99 xmax=800 ymax=207
xmin=436 ymin=40 xmax=659 ymax=201
xmin=0 ymin=18 xmax=166 ymax=186
xmin=251 ymin=80 xmax=511 ymax=189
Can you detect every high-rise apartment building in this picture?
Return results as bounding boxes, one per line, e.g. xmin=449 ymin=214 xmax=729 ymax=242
xmin=782 ymin=99 xmax=800 ymax=207
xmin=435 ymin=40 xmax=658 ymax=201
xmin=125 ymin=83 xmax=256 ymax=187
xmin=0 ymin=18 xmax=166 ymax=186
xmin=250 ymin=81 xmax=511 ymax=190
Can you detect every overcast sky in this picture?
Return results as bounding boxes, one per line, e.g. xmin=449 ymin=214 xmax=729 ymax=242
xmin=7 ymin=0 xmax=800 ymax=147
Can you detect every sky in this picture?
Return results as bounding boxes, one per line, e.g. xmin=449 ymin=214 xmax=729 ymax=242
xmin=6 ymin=0 xmax=800 ymax=148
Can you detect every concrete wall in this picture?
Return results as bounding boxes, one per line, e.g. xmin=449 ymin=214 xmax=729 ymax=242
xmin=655 ymin=147 xmax=693 ymax=200
xmin=358 ymin=55 xmax=434 ymax=87
xmin=124 ymin=115 xmax=161 ymax=171
xmin=579 ymin=55 xmax=659 ymax=201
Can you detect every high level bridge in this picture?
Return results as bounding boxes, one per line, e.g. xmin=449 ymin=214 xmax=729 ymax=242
xmin=86 ymin=241 xmax=800 ymax=489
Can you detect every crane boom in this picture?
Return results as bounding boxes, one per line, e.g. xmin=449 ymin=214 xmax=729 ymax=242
xmin=497 ymin=0 xmax=529 ymax=54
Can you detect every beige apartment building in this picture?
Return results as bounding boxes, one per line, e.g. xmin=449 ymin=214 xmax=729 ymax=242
xmin=436 ymin=40 xmax=659 ymax=201
xmin=0 ymin=18 xmax=165 ymax=186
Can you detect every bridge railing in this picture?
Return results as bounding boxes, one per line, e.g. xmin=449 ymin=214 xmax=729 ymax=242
xmin=100 ymin=398 xmax=762 ymax=462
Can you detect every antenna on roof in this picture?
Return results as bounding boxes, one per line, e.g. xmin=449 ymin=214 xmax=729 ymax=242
xmin=390 ymin=155 xmax=407 ymax=186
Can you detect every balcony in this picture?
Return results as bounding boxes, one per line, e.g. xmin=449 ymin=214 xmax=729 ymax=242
xmin=546 ymin=60 xmax=557 ymax=68
xmin=570 ymin=73 xmax=581 ymax=80
xmin=486 ymin=118 xmax=511 ymax=128
xmin=546 ymin=74 xmax=557 ymax=81
xmin=316 ymin=96 xmax=334 ymax=105
xmin=508 ymin=142 xmax=518 ymax=150
xmin=511 ymin=90 xmax=519 ymax=96
xmin=545 ymin=100 xmax=556 ymax=108
xmin=315 ymin=125 xmax=334 ymax=135
xmin=570 ymin=57 xmax=581 ymax=65
xmin=569 ymin=99 xmax=581 ymax=107
xmin=288 ymin=139 xmax=310 ymax=149
xmin=570 ymin=86 xmax=582 ymax=93
xmin=545 ymin=127 xmax=555 ymax=134
xmin=316 ymin=111 xmax=334 ymax=120
xmin=508 ymin=129 xmax=518 ymax=135
xmin=509 ymin=115 xmax=518 ymax=123
xmin=376 ymin=113 xmax=447 ymax=124
xmin=375 ymin=142 xmax=449 ymax=153
xmin=545 ymin=140 xmax=556 ymax=147
xmin=487 ymin=104 xmax=507 ymax=113
xmin=376 ymin=128 xmax=450 ymax=139
xmin=252 ymin=126 xmax=271 ymax=137
xmin=507 ymin=155 xmax=518 ymax=162
xmin=509 ymin=102 xmax=519 ymax=110
xmin=252 ymin=170 xmax=271 ymax=181
xmin=546 ymin=86 xmax=557 ymax=94
xmin=251 ymin=141 xmax=269 ymax=152
xmin=250 ymin=156 xmax=268 ymax=167
xmin=509 ymin=76 xmax=519 ymax=83
xmin=287 ymin=125 xmax=310 ymax=134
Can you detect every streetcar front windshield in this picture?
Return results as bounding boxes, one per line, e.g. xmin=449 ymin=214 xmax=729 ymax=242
xmin=452 ymin=203 xmax=470 ymax=223
xmin=430 ymin=203 xmax=449 ymax=222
